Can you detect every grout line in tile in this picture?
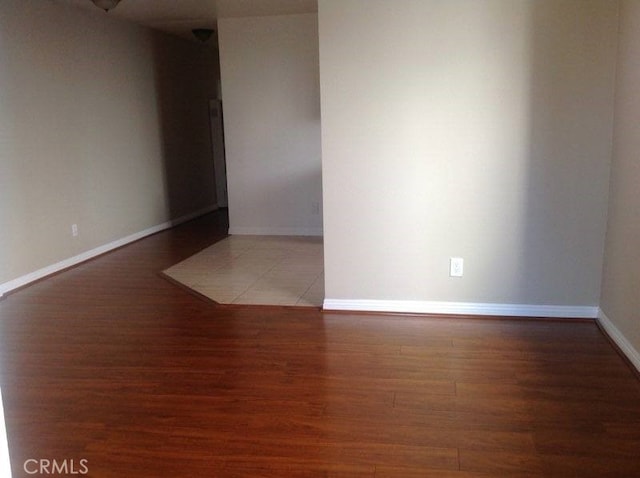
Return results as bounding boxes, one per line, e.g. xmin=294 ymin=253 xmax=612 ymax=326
xmin=295 ymin=269 xmax=325 ymax=306
xmin=232 ymin=250 xmax=291 ymax=303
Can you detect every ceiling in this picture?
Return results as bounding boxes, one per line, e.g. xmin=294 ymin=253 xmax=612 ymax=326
xmin=57 ymin=0 xmax=318 ymax=42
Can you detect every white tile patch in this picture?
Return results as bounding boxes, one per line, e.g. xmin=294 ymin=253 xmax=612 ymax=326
xmin=163 ymin=236 xmax=324 ymax=307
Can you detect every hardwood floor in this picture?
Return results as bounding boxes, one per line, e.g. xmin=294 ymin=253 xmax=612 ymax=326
xmin=1 ymin=210 xmax=639 ymax=477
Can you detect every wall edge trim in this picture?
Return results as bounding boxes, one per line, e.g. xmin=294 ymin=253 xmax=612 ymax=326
xmin=0 ymin=205 xmax=218 ymax=298
xmin=229 ymin=226 xmax=323 ymax=237
xmin=322 ymin=299 xmax=598 ymax=319
xmin=597 ymin=308 xmax=640 ymax=373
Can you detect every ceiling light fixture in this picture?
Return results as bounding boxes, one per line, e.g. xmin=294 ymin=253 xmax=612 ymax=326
xmin=192 ymin=29 xmax=214 ymax=43
xmin=91 ymin=0 xmax=122 ymax=12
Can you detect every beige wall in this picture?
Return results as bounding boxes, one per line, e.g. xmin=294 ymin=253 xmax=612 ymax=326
xmin=600 ymin=1 xmax=640 ymax=353
xmin=319 ymin=0 xmax=618 ymax=307
xmin=0 ymin=0 xmax=218 ymax=287
xmin=218 ymin=14 xmax=323 ymax=236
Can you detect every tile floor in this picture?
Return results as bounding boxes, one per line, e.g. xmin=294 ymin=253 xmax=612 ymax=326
xmin=163 ymin=235 xmax=324 ymax=307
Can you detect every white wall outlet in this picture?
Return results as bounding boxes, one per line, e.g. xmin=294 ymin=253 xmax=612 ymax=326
xmin=450 ymin=257 xmax=463 ymax=277
xmin=71 ymin=224 xmax=78 ymax=237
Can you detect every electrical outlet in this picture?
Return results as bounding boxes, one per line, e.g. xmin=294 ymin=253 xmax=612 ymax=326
xmin=71 ymin=224 xmax=78 ymax=237
xmin=450 ymin=257 xmax=463 ymax=277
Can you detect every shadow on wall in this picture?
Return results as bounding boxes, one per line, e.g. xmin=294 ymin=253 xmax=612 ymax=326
xmin=459 ymin=0 xmax=615 ymax=306
xmin=232 ymin=164 xmax=323 ymax=234
xmin=517 ymin=0 xmax=615 ymax=306
xmin=149 ymin=32 xmax=221 ymax=220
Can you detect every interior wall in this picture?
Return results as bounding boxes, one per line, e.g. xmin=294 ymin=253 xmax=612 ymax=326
xmin=218 ymin=13 xmax=323 ymax=236
xmin=0 ymin=0 xmax=218 ymax=288
xmin=319 ymin=0 xmax=618 ymax=307
xmin=600 ymin=0 xmax=640 ymax=355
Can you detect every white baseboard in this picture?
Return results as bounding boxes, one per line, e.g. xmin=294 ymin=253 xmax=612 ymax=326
xmin=322 ymin=299 xmax=598 ymax=319
xmin=0 ymin=205 xmax=217 ymax=298
xmin=598 ymin=308 xmax=640 ymax=372
xmin=228 ymin=226 xmax=323 ymax=236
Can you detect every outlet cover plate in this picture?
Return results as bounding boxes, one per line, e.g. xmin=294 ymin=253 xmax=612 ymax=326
xmin=450 ymin=257 xmax=463 ymax=277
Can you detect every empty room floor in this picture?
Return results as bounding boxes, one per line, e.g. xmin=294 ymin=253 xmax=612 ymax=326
xmin=1 ymin=211 xmax=640 ymax=477
xmin=163 ymin=235 xmax=324 ymax=307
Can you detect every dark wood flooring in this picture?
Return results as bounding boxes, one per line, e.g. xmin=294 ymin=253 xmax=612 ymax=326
xmin=1 ymin=211 xmax=640 ymax=477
